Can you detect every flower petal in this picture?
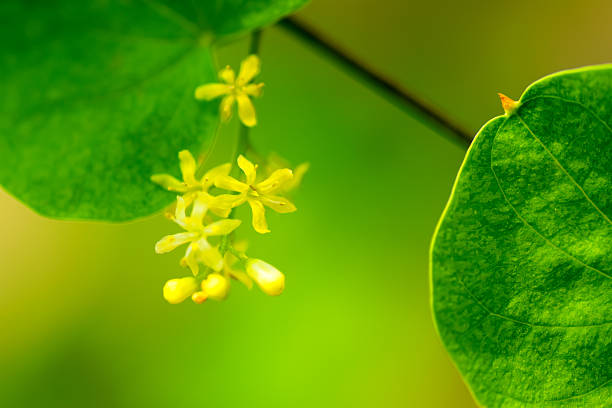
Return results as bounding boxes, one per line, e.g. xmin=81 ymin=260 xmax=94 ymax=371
xmin=243 ymin=83 xmax=264 ymax=98
xmin=180 ymin=242 xmax=200 ymax=276
xmin=220 ymin=94 xmax=235 ymax=122
xmin=194 ymin=83 xmax=232 ymax=100
xmin=181 ymin=192 xmax=196 ymax=208
xmin=215 ymin=175 xmax=249 ymax=193
xmin=190 ymin=195 xmax=209 ymax=224
xmin=150 ymin=174 xmax=187 ymax=192
xmin=255 ymin=169 xmax=293 ymax=194
xmin=210 ymin=205 xmax=232 ymax=218
xmin=236 ymin=93 xmax=257 ymax=127
xmin=211 ymin=193 xmax=247 ymax=210
xmin=178 ymin=150 xmax=197 ymax=184
xmin=259 ymin=195 xmax=297 ymax=214
xmin=237 ymin=155 xmax=257 ymax=185
xmin=175 ymin=196 xmax=187 ymax=222
xmin=194 ymin=191 xmax=214 ymax=206
xmin=248 ymin=199 xmax=270 ymax=234
xmin=196 ymin=239 xmax=223 ymax=271
xmin=228 ymin=269 xmax=253 ymax=289
xmin=155 ymin=232 xmax=198 ymax=254
xmin=218 ymin=65 xmax=236 ymax=84
xmin=201 ymin=163 xmax=231 ymax=188
xmin=203 ymin=218 xmax=241 ymax=236
xmin=237 ymin=54 xmax=261 ymax=85
xmin=197 ymin=192 xmax=232 ymax=218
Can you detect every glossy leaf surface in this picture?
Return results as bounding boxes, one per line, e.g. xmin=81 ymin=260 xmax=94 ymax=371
xmin=431 ymin=65 xmax=612 ymax=407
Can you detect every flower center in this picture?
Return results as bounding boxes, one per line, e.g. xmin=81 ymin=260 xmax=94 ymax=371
xmin=248 ymin=185 xmax=260 ymax=198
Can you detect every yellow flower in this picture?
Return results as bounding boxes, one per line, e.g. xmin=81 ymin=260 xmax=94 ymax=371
xmin=265 ymin=152 xmax=309 ymax=193
xmin=163 ymin=277 xmax=198 ymax=304
xmin=151 ymin=150 xmax=231 ymax=217
xmin=246 ymin=259 xmax=285 ymax=296
xmin=194 ymin=55 xmax=264 ymax=127
xmin=202 ymin=273 xmax=230 ymax=301
xmin=213 ymin=155 xmax=297 ymax=234
xmin=155 ymin=195 xmax=241 ymax=275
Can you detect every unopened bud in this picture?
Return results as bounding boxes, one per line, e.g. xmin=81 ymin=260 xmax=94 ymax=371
xmin=246 ymin=259 xmax=285 ymax=296
xmin=202 ymin=273 xmax=230 ymax=301
xmin=191 ymin=291 xmax=208 ymax=304
xmin=163 ymin=277 xmax=198 ymax=304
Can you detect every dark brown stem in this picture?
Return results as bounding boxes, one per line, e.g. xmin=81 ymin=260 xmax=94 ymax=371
xmin=278 ymin=17 xmax=473 ymax=148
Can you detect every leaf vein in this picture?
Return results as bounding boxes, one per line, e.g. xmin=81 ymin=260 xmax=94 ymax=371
xmin=490 ymin=121 xmax=611 ymax=280
xmin=515 ymin=110 xmax=612 ymax=226
xmin=493 ymin=378 xmax=611 ymax=404
xmin=456 ymin=277 xmax=610 ymax=329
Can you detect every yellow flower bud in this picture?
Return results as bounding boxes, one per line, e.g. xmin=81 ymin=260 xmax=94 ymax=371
xmin=202 ymin=273 xmax=230 ymax=301
xmin=191 ymin=291 xmax=208 ymax=304
xmin=163 ymin=277 xmax=198 ymax=304
xmin=246 ymin=259 xmax=285 ymax=296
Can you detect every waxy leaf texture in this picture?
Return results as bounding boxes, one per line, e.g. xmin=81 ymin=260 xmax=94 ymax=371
xmin=431 ymin=65 xmax=611 ymax=407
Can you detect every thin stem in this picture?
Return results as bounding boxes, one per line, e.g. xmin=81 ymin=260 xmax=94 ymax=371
xmin=278 ymin=17 xmax=473 ymax=148
xmin=230 ymin=30 xmax=262 ymax=166
xmin=233 ymin=125 xmax=250 ymax=164
xmin=249 ymin=29 xmax=263 ymax=54
xmin=221 ymin=30 xmax=264 ymax=257
xmin=228 ymin=246 xmax=248 ymax=261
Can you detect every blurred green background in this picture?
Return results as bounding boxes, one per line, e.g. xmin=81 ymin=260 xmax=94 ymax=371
xmin=1 ymin=1 xmax=611 ymax=407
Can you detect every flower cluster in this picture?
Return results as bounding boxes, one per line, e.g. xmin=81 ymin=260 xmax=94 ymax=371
xmin=152 ymin=150 xmax=301 ymax=304
xmin=152 ymin=54 xmax=306 ymax=305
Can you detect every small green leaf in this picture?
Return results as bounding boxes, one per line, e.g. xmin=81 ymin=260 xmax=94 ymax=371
xmin=431 ymin=65 xmax=612 ymax=407
xmin=0 ymin=0 xmax=308 ymax=221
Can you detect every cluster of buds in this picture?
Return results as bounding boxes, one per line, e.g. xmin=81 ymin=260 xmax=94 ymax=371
xmin=151 ymin=53 xmax=306 ymax=305
xmin=163 ymin=259 xmax=285 ymax=305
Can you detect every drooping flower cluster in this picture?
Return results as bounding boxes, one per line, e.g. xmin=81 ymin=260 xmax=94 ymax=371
xmin=152 ymin=54 xmax=306 ymax=305
xmin=152 ymin=151 xmax=302 ymax=304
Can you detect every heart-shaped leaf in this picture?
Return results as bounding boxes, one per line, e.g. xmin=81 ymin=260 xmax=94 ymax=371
xmin=0 ymin=0 xmax=309 ymax=221
xmin=431 ymin=65 xmax=612 ymax=407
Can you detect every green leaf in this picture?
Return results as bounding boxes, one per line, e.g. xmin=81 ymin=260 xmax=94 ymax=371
xmin=195 ymin=0 xmax=310 ymax=39
xmin=431 ymin=65 xmax=612 ymax=407
xmin=0 ymin=0 xmax=308 ymax=221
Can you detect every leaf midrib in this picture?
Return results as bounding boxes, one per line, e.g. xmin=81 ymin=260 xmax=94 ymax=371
xmin=489 ymin=103 xmax=611 ymax=281
xmin=518 ymin=96 xmax=612 ymax=226
xmin=455 ymin=277 xmax=611 ymax=328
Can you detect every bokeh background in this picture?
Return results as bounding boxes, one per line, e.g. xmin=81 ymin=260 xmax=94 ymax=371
xmin=2 ymin=1 xmax=612 ymax=407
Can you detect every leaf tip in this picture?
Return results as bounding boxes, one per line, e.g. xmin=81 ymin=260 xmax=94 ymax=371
xmin=497 ymin=93 xmax=519 ymax=115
